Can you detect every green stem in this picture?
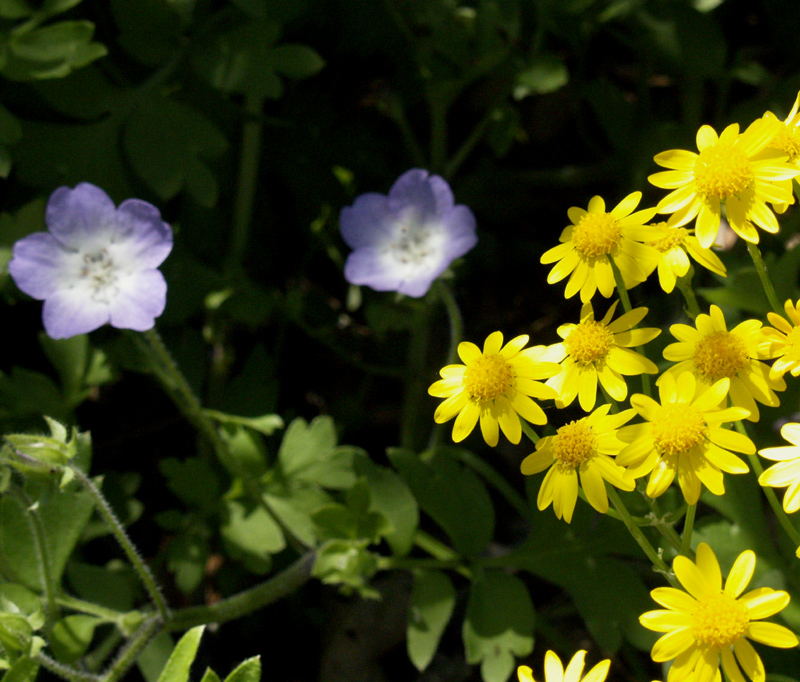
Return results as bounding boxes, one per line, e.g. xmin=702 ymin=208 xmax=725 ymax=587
xmin=747 ymin=242 xmax=784 ymax=315
xmin=400 ymin=301 xmax=433 ymax=451
xmin=36 ymin=652 xmax=101 ymax=682
xmin=644 ymin=495 xmax=684 ymax=552
xmin=56 ymin=595 xmax=128 ymax=624
xmin=225 ymin=94 xmax=265 ymax=276
xmin=520 ymin=421 xmax=540 ymax=446
xmin=67 ymin=463 xmax=170 ymax=622
xmin=429 ymin=88 xmax=448 ymax=173
xmin=606 ymin=486 xmax=678 ymax=587
xmin=680 ymin=503 xmax=696 ymax=557
xmin=9 ymin=485 xmax=58 ymax=628
xmin=377 ymin=556 xmax=463 ymax=571
xmin=167 ymin=552 xmax=314 ymax=631
xmin=101 ymin=617 xmax=161 ymax=682
xmin=736 ymin=423 xmax=800 ymax=549
xmin=675 ymin=269 xmax=701 ymax=319
xmin=454 ymin=450 xmax=529 ymax=519
xmin=609 ymin=255 xmax=652 ymax=397
xmin=134 ymin=329 xmax=232 ymax=465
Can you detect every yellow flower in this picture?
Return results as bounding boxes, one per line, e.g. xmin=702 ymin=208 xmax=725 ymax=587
xmin=617 ymin=372 xmax=753 ymax=505
xmin=429 ymin=331 xmax=559 ymax=446
xmin=543 ymin=300 xmax=660 ymax=412
xmin=541 ymin=192 xmax=660 ymax=303
xmin=649 ymin=120 xmax=798 ymax=248
xmin=762 ymin=91 xmax=800 ymax=212
xmin=646 ymin=221 xmax=727 ymax=293
xmin=520 ymin=404 xmax=635 ymax=523
xmin=640 ymin=542 xmax=798 ymax=682
xmin=517 ymin=650 xmax=610 ymax=682
xmin=758 ymin=422 xmax=800 ymax=517
xmin=661 ymin=304 xmax=785 ymax=422
xmin=761 ymin=298 xmax=800 ymax=377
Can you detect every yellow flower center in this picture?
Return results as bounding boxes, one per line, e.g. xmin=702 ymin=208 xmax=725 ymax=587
xmin=651 ymin=404 xmax=708 ymax=456
xmin=552 ymin=420 xmax=596 ymax=470
xmin=771 ymin=124 xmax=800 ymax=164
xmin=463 ymin=354 xmax=514 ymax=402
xmin=649 ymin=224 xmax=687 ymax=253
xmin=693 ymin=330 xmax=750 ymax=382
xmin=564 ymin=321 xmax=614 ymax=365
xmin=572 ymin=212 xmax=621 ymax=258
xmin=693 ymin=143 xmax=754 ymax=200
xmin=692 ymin=591 xmax=750 ymax=649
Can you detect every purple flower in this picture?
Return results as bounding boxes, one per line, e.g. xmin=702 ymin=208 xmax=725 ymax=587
xmin=9 ymin=183 xmax=173 ymax=339
xmin=340 ymin=169 xmax=478 ymax=297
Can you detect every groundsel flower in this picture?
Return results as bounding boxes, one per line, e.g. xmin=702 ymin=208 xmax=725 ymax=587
xmin=517 ymin=650 xmax=610 ymax=682
xmin=429 ymin=332 xmax=559 ymax=447
xmin=646 ymin=221 xmax=726 ymax=293
xmin=640 ymin=542 xmax=798 ymax=682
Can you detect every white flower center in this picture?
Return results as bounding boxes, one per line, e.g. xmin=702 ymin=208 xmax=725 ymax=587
xmin=80 ymin=248 xmax=119 ymax=304
xmin=389 ymin=221 xmax=437 ymax=264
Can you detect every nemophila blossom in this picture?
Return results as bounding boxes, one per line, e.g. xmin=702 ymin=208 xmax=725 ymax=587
xmin=428 ymin=332 xmax=559 ymax=447
xmin=339 ymin=168 xmax=477 ymax=297
xmin=758 ymin=423 xmax=800 ymax=518
xmin=617 ymin=373 xmax=753 ymax=505
xmin=517 ymin=650 xmax=610 ymax=682
xmin=761 ymin=298 xmax=800 ymax=378
xmin=540 ymin=192 xmax=660 ymax=303
xmin=661 ymin=304 xmax=784 ymax=422
xmin=542 ymin=300 xmax=660 ymax=412
xmin=9 ymin=183 xmax=173 ymax=340
xmin=646 ymin=221 xmax=727 ymax=293
xmin=640 ymin=542 xmax=798 ymax=682
xmin=649 ymin=120 xmax=798 ymax=248
xmin=520 ymin=404 xmax=635 ymax=523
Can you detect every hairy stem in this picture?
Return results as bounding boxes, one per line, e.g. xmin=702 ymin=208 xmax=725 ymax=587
xmin=747 ymin=241 xmax=784 ymax=315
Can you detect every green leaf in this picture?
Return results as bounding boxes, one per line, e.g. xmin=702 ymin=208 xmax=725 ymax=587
xmin=199 ymin=669 xmax=221 ymax=682
xmin=513 ymin=55 xmax=568 ymax=100
xmin=407 ymin=571 xmax=456 ymax=672
xmin=123 ymin=96 xmax=227 ymax=205
xmin=388 ymin=447 xmax=494 ymax=556
xmin=157 ymin=626 xmax=204 ymax=682
xmin=311 ymin=481 xmax=389 ymax=543
xmin=462 ymin=571 xmax=534 ymax=682
xmin=1 ymin=656 xmax=38 ymax=682
xmin=270 ymin=44 xmax=324 ymax=79
xmin=65 ymin=562 xmax=138 ymax=613
xmin=278 ymin=417 xmax=357 ymax=489
xmin=262 ymin=491 xmax=318 ymax=547
xmin=221 ymin=500 xmax=285 ymax=572
xmin=353 ymin=454 xmax=418 ymax=555
xmin=166 ymin=532 xmax=209 ymax=594
xmin=10 ymin=21 xmax=95 ymax=61
xmin=111 ymin=0 xmax=182 ymax=67
xmin=0 ymin=482 xmax=94 ymax=590
xmin=0 ymin=614 xmax=32 ymax=653
xmin=223 ymin=656 xmax=261 ymax=682
xmin=0 ymin=0 xmax=31 ymax=19
xmin=50 ymin=615 xmax=100 ymax=663
xmin=312 ymin=539 xmax=379 ymax=598
xmin=159 ymin=458 xmax=221 ymax=510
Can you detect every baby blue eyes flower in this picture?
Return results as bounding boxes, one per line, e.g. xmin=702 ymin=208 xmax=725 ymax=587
xmin=340 ymin=168 xmax=478 ymax=297
xmin=9 ymin=183 xmax=173 ymax=339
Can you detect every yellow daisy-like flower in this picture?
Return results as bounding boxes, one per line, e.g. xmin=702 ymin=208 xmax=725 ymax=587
xmin=640 ymin=542 xmax=798 ymax=682
xmin=646 ymin=221 xmax=727 ymax=293
xmin=540 ymin=192 xmax=660 ymax=303
xmin=762 ymin=90 xmax=800 ymax=213
xmin=616 ymin=372 xmax=753 ymax=505
xmin=520 ymin=404 xmax=635 ymax=523
xmin=761 ymin=298 xmax=800 ymax=377
xmin=517 ymin=650 xmax=610 ymax=682
xmin=543 ymin=300 xmax=660 ymax=412
xmin=758 ymin=422 xmax=800 ymax=516
xmin=649 ymin=120 xmax=798 ymax=248
xmin=661 ymin=304 xmax=785 ymax=422
xmin=429 ymin=331 xmax=559 ymax=447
